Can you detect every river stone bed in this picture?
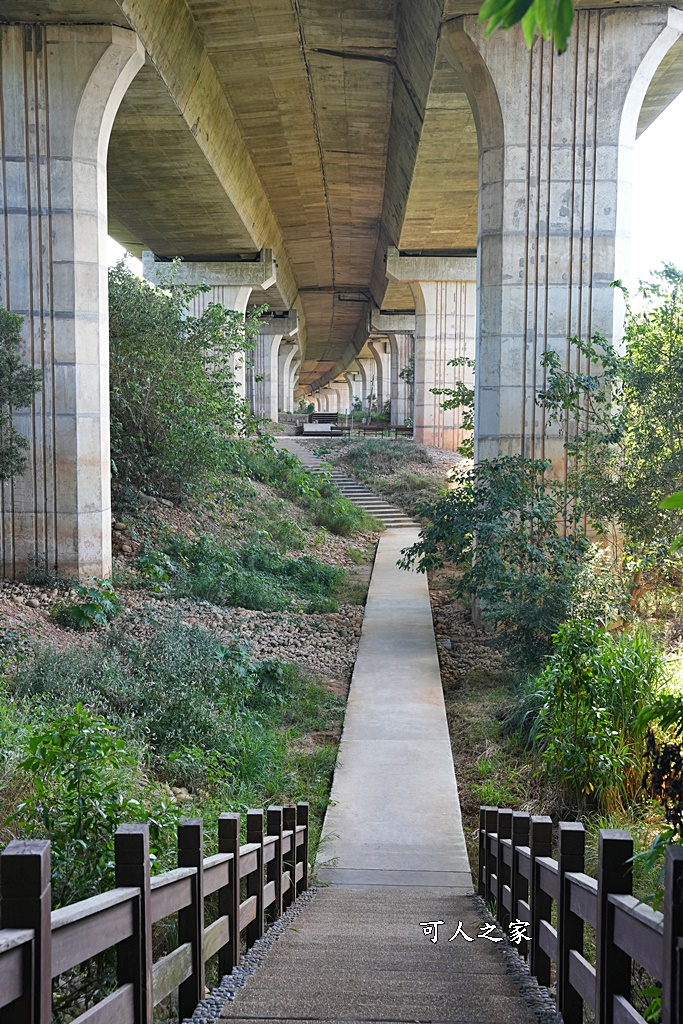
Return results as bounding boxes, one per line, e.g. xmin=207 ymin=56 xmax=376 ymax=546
xmin=470 ymin=894 xmax=561 ymax=1023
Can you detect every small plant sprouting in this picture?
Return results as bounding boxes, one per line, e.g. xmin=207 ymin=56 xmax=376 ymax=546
xmin=50 ymin=579 xmax=122 ymax=630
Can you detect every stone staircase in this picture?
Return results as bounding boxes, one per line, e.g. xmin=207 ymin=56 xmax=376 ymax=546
xmin=276 ymin=437 xmax=417 ymax=529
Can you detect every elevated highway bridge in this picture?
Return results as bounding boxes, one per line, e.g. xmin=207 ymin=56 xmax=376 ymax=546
xmin=2 ymin=0 xmax=683 ymax=577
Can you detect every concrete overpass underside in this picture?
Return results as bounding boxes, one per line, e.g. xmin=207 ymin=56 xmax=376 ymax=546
xmin=2 ymin=0 xmax=683 ymax=578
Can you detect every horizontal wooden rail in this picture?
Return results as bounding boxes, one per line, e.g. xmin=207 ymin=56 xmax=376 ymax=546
xmin=0 ymin=801 xmax=310 ymax=1024
xmin=479 ymin=806 xmax=683 ymax=1024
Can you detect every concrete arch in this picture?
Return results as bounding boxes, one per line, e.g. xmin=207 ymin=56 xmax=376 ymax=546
xmin=443 ymin=10 xmax=683 ymax=468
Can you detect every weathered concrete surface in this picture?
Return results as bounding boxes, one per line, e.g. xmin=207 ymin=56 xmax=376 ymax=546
xmin=445 ymin=9 xmax=683 ymax=471
xmin=387 ymin=250 xmax=476 ymax=451
xmin=220 ymin=888 xmax=536 ymax=1024
xmin=0 ymin=24 xmax=144 ymax=580
xmin=317 ymin=528 xmax=471 ymax=890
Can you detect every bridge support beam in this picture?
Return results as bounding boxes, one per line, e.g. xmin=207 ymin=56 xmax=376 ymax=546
xmin=368 ymin=339 xmax=391 ymax=413
xmin=444 ymin=8 xmax=683 ymax=468
xmin=142 ymin=250 xmax=276 ymax=404
xmin=278 ymin=341 xmax=299 ymax=414
xmin=0 ymin=24 xmax=144 ymax=580
xmin=370 ymin=309 xmax=415 ymax=428
xmin=386 ymin=251 xmax=476 ymax=451
xmin=251 ymin=315 xmax=297 ymax=422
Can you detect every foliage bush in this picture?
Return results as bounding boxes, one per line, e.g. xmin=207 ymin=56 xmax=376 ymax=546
xmin=0 ymin=307 xmax=42 ymax=481
xmin=540 ymin=267 xmax=683 ymax=566
xmin=523 ymin=620 xmax=667 ymax=813
xmin=50 ymin=579 xmax=122 ymax=630
xmin=109 ymin=262 xmax=264 ymax=501
xmin=7 ymin=620 xmax=343 ymax=842
xmin=401 ymin=456 xmax=590 ymax=662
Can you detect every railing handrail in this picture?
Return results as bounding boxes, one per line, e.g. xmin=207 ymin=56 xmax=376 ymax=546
xmin=0 ymin=801 xmax=310 ymax=1024
xmin=478 ymin=804 xmax=683 ymax=1024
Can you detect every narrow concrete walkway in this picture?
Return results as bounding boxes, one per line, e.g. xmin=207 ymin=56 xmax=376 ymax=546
xmin=222 ymin=437 xmax=536 ymax=1023
xmin=316 ymin=527 xmax=471 ymax=890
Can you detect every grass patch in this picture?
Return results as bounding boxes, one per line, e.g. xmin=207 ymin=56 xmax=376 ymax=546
xmin=137 ymin=531 xmax=345 ymax=612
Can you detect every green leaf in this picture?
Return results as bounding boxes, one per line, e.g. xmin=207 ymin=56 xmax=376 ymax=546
xmin=660 ymin=489 xmax=683 ymax=509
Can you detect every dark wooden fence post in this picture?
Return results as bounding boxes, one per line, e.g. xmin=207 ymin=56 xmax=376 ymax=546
xmin=0 ymin=839 xmax=51 ymax=1024
xmin=296 ymin=802 xmax=309 ymax=894
xmin=478 ymin=806 xmax=493 ymax=898
xmin=557 ymin=821 xmax=585 ymax=1024
xmin=529 ymin=815 xmax=553 ymax=986
xmin=218 ymin=812 xmax=241 ymax=976
xmin=246 ymin=811 xmax=264 ymax=948
xmin=266 ymin=807 xmax=283 ymax=922
xmin=115 ymin=824 xmax=153 ymax=1024
xmin=496 ymin=808 xmax=513 ymax=930
xmin=662 ymin=845 xmax=683 ymax=1024
xmin=282 ymin=805 xmax=297 ymax=910
xmin=511 ymin=811 xmax=530 ymax=959
xmin=596 ymin=829 xmax=632 ymax=1024
xmin=178 ymin=818 xmax=205 ymax=1021
xmin=484 ymin=806 xmax=498 ymax=908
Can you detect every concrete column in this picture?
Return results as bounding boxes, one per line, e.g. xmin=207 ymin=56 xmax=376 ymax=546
xmin=444 ymin=9 xmax=683 ymax=467
xmin=356 ymin=357 xmax=377 ymax=413
xmin=278 ymin=341 xmax=298 ymax=413
xmin=289 ymin=358 xmax=301 ymax=412
xmin=368 ymin=339 xmax=392 ymax=412
xmin=332 ymin=382 xmax=351 ymax=415
xmin=0 ymin=25 xmax=144 ymax=580
xmin=388 ymin=333 xmax=415 ymax=427
xmin=370 ymin=309 xmax=415 ymax=427
xmin=250 ymin=314 xmax=296 ymax=422
xmin=143 ymin=250 xmax=276 ymax=403
xmin=387 ymin=252 xmax=476 ymax=451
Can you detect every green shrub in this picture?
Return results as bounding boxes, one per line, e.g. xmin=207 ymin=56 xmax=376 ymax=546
xmin=5 ymin=703 xmax=176 ymax=905
xmin=109 ymin=262 xmax=264 ymax=500
xmin=50 ymin=579 xmax=122 ymax=630
xmin=525 ymin=620 xmax=667 ymax=813
xmin=401 ymin=456 xmax=590 ymax=664
xmin=144 ymin=532 xmax=344 ymax=611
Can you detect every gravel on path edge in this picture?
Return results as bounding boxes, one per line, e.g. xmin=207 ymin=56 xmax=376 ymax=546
xmin=179 ymin=889 xmax=317 ymax=1024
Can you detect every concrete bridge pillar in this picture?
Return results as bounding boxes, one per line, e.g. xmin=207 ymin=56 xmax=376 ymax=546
xmin=370 ymin=309 xmax=415 ymax=427
xmin=251 ymin=314 xmax=297 ymax=422
xmin=289 ymin=358 xmax=301 ymax=413
xmin=143 ymin=250 xmax=276 ymax=404
xmin=356 ymin=357 xmax=378 ymax=414
xmin=278 ymin=341 xmax=299 ymax=414
xmin=368 ymin=339 xmax=392 ymax=412
xmin=386 ymin=252 xmax=476 ymax=451
xmin=0 ymin=24 xmax=144 ymax=580
xmin=344 ymin=369 xmax=362 ymax=409
xmin=388 ymin=334 xmax=415 ymax=427
xmin=444 ymin=8 xmax=683 ymax=467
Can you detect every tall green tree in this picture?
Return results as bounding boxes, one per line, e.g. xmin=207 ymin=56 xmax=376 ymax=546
xmin=0 ymin=308 xmax=42 ymax=481
xmin=109 ymin=261 xmax=264 ymax=500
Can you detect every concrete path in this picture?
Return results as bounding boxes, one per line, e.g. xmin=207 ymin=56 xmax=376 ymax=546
xmin=222 ymin=435 xmax=536 ymax=1023
xmin=221 ymin=888 xmax=536 ymax=1024
xmin=316 ymin=527 xmax=471 ymax=890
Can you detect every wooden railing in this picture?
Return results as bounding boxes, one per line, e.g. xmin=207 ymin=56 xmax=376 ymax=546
xmin=0 ymin=803 xmax=309 ymax=1024
xmin=479 ymin=805 xmax=683 ymax=1024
